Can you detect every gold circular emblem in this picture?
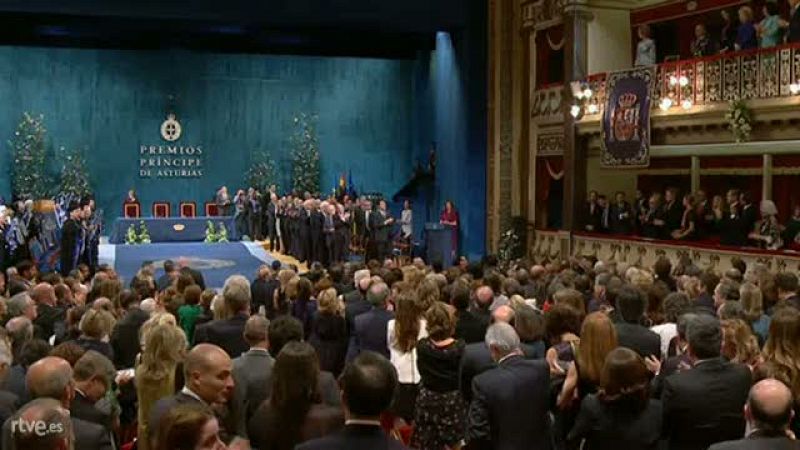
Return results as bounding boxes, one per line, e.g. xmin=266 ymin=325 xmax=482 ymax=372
xmin=161 ymin=113 xmax=182 ymax=142
xmin=173 ymin=224 xmax=186 ymax=232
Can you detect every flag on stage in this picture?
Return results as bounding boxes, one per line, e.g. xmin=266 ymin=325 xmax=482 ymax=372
xmin=347 ymin=170 xmax=356 ymax=197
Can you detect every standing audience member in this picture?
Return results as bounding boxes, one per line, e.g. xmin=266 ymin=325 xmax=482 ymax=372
xmin=153 ymin=404 xmax=227 ymax=450
xmin=661 ymin=314 xmax=753 ymax=450
xmin=248 ymin=341 xmax=343 ymax=450
xmin=72 ymin=309 xmax=115 ymax=361
xmin=568 ymin=347 xmax=662 ymax=449
xmin=413 ymin=302 xmax=466 ymax=450
xmin=691 ymin=23 xmax=715 ymax=56
xmin=635 ymin=24 xmax=656 ymax=66
xmin=387 ymin=290 xmax=428 ymax=423
xmin=736 ymin=6 xmax=759 ymax=50
xmin=7 ymin=398 xmax=73 ymax=450
xmin=111 ymin=289 xmax=149 ymax=369
xmin=296 ymin=351 xmax=408 ymax=450
xmin=758 ymin=2 xmax=787 ymax=48
xmin=614 ymin=286 xmax=661 ymax=359
xmin=178 ymin=285 xmax=203 ymax=346
xmin=467 ymin=322 xmax=552 ymax=449
xmin=558 ymin=312 xmax=618 ymax=410
xmin=740 ymin=282 xmax=770 ymax=345
xmin=309 ymin=287 xmax=348 ymax=376
xmin=232 ymin=315 xmax=273 ymax=423
xmin=71 ymin=350 xmax=116 ymax=432
xmin=709 ymin=379 xmax=800 ymax=450
xmin=347 ymin=282 xmax=393 ymax=361
xmin=194 ymin=275 xmax=251 ymax=358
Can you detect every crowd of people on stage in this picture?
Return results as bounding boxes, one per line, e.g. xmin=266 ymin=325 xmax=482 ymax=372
xmin=3 ymin=246 xmax=800 ymax=449
xmin=634 ymin=0 xmax=800 ymax=66
xmin=582 ymin=187 xmax=800 ymax=250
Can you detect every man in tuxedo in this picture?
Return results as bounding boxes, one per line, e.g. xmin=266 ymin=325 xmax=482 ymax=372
xmin=344 ymin=270 xmax=373 ymax=335
xmin=369 ymin=200 xmax=394 ymax=261
xmin=608 ymin=191 xmax=634 ymax=234
xmin=297 ymin=352 xmax=407 ymax=450
xmin=347 ymin=282 xmax=394 ymax=362
xmin=59 ymin=202 xmax=83 ymax=277
xmin=775 ymin=272 xmax=800 ymax=309
xmin=110 ymin=289 xmax=150 ymax=369
xmin=156 ymin=259 xmax=178 ymax=292
xmin=663 ymin=188 xmax=683 ymax=239
xmin=597 ymin=195 xmax=610 ymax=233
xmin=265 ymin=194 xmax=279 ymax=252
xmin=583 ymin=190 xmax=602 ymax=232
xmin=641 ymin=193 xmax=666 ymax=239
xmin=247 ymin=188 xmax=262 ymax=241
xmin=250 ymin=265 xmax=279 ymax=318
xmin=661 ymin=314 xmax=752 ymax=450
xmin=298 ymin=200 xmax=312 ymax=263
xmin=789 ymin=0 xmax=800 ymax=43
xmin=149 ymin=344 xmax=248 ymax=449
xmin=614 ymin=285 xmax=661 ymax=359
xmin=466 ymin=323 xmax=551 ymax=450
xmin=193 ymin=275 xmax=251 ymax=358
xmin=720 ymin=189 xmax=748 ymax=246
xmin=232 ymin=315 xmax=273 ymax=423
xmin=322 ymin=203 xmax=337 ymax=266
xmin=309 ymin=200 xmax=325 ymax=264
xmin=452 ymin=281 xmax=488 ymax=345
xmin=740 ymin=191 xmax=758 ymax=245
xmin=709 ymin=378 xmax=800 ymax=450
xmin=694 ymin=190 xmax=714 ymax=239
xmin=2 ymin=356 xmax=112 ymax=450
xmin=71 ymin=351 xmax=115 ymax=433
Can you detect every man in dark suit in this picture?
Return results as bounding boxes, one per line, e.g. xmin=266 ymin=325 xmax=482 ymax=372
xmin=709 ymin=378 xmax=800 ymax=450
xmin=608 ymin=191 xmax=634 ymax=235
xmin=296 ymin=351 xmax=408 ymax=450
xmin=467 ymin=322 xmax=551 ymax=450
xmin=614 ymin=286 xmax=661 ymax=359
xmin=347 ymin=282 xmax=394 ymax=362
xmin=720 ymin=189 xmax=748 ymax=247
xmin=740 ymin=192 xmax=759 ymax=245
xmin=232 ymin=316 xmax=273 ymax=423
xmin=582 ymin=190 xmax=602 ymax=232
xmin=156 ymin=259 xmax=178 ymax=292
xmin=149 ymin=344 xmax=248 ymax=448
xmin=662 ymin=314 xmax=752 ymax=450
xmin=344 ymin=270 xmax=373 ymax=334
xmin=452 ymin=282 xmax=488 ymax=345
xmin=30 ymin=283 xmax=65 ymax=342
xmin=789 ymin=0 xmax=800 ymax=43
xmin=775 ymin=272 xmax=800 ymax=310
xmin=2 ymin=356 xmax=112 ymax=450
xmin=110 ymin=291 xmax=150 ymax=369
xmin=5 ymin=398 xmax=71 ymax=450
xmin=265 ymin=193 xmax=279 ymax=252
xmin=662 ymin=188 xmax=683 ymax=239
xmin=694 ymin=189 xmax=715 ymax=239
xmin=194 ymin=276 xmax=251 ymax=358
xmin=179 ymin=263 xmax=206 ymax=291
xmin=309 ymin=201 xmax=325 ymax=264
xmin=71 ymin=351 xmax=115 ymax=433
xmin=369 ymin=200 xmax=394 ymax=261
xmin=250 ymin=265 xmax=278 ymax=317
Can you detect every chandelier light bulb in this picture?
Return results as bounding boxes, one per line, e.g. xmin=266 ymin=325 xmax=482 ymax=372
xmin=659 ymin=97 xmax=673 ymax=111
xmin=582 ymin=88 xmax=593 ymax=99
xmin=587 ymin=103 xmax=599 ymax=114
xmin=681 ymin=99 xmax=693 ymax=109
xmin=790 ymin=83 xmax=800 ymax=95
xmin=679 ymin=76 xmax=689 ymax=87
xmin=669 ymin=75 xmax=678 ymax=86
xmin=570 ymin=104 xmax=581 ymax=118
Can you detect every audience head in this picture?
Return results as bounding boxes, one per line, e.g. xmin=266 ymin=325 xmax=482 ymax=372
xmin=72 ymin=350 xmax=116 ymax=402
xmin=616 ymin=285 xmax=646 ymax=324
xmin=183 ymin=344 xmax=234 ymax=405
xmin=7 ymin=292 xmax=37 ymax=321
xmin=492 ymin=304 xmax=515 ymax=324
xmin=243 ymin=315 xmax=269 ymax=348
xmin=578 ymin=312 xmax=618 ymax=385
xmin=25 ymin=356 xmax=75 ymax=407
xmin=426 ymin=302 xmax=455 ymax=341
xmin=775 ymin=272 xmax=798 ymax=300
xmin=686 ymin=314 xmax=722 ymax=361
xmin=513 ymin=305 xmax=544 ymax=343
xmin=267 ymin=315 xmax=304 ymax=358
xmin=366 ymin=282 xmax=390 ymax=308
xmin=599 ymin=347 xmax=650 ymax=412
xmin=721 ymin=319 xmax=760 ymax=365
xmin=222 ymin=275 xmax=251 ymax=314
xmin=486 ymin=322 xmax=521 ymax=362
xmin=339 ymin=352 xmax=397 ymax=419
xmin=30 ymin=283 xmax=56 ymax=307
xmin=10 ymin=398 xmax=73 ymax=450
xmin=745 ymin=378 xmax=794 ymax=434
xmin=49 ymin=342 xmax=86 ymax=367
xmin=154 ymin=404 xmax=224 ymax=450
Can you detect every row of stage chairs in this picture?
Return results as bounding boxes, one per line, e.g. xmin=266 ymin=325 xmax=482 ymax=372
xmin=123 ymin=202 xmax=221 ymax=219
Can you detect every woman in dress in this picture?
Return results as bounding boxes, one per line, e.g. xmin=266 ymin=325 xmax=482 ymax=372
xmin=736 ymin=6 xmax=758 ymax=51
xmin=749 ymin=200 xmax=783 ymax=250
xmin=634 ymin=24 xmax=656 ymax=66
xmin=387 ymin=290 xmax=428 ymax=423
xmin=400 ymin=199 xmax=413 ymax=240
xmin=413 ymin=302 xmax=466 ymax=450
xmin=740 ymin=282 xmax=771 ymax=345
xmin=671 ymin=194 xmax=696 ymax=240
xmin=440 ymin=200 xmax=459 ymax=261
xmin=719 ymin=9 xmax=739 ymax=53
xmin=290 ymin=277 xmax=317 ymax=338
xmin=758 ymin=2 xmax=787 ymax=48
xmin=309 ymin=287 xmax=347 ymax=376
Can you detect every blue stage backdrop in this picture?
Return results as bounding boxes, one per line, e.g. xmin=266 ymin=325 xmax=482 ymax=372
xmin=0 ymin=38 xmax=486 ymax=257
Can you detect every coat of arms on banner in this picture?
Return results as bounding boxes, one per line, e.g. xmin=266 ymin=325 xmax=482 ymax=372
xmin=601 ymin=66 xmax=654 ymax=168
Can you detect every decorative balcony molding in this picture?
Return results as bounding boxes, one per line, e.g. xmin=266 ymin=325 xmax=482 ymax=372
xmin=531 ymin=231 xmax=800 ymax=273
xmin=537 ymin=132 xmax=565 ymax=156
xmin=532 ymin=84 xmax=564 ymax=122
xmin=523 ymin=0 xmax=566 ymax=30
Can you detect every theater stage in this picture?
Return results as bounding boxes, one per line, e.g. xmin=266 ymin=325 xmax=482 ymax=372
xmin=100 ymin=242 xmax=277 ymax=289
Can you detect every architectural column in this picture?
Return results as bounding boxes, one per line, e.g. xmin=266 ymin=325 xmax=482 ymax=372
xmin=763 ymin=153 xmax=773 ymax=200
xmin=561 ymin=0 xmax=592 ymax=231
xmin=691 ymin=156 xmax=700 ymax=194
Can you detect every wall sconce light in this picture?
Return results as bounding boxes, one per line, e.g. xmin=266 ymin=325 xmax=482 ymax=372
xmin=587 ymin=103 xmax=599 ymax=114
xmin=681 ymin=99 xmax=693 ymax=110
xmin=659 ymin=97 xmax=673 ymax=111
xmin=582 ymin=88 xmax=593 ymax=99
xmin=790 ymin=82 xmax=800 ymax=95
xmin=570 ymin=104 xmax=582 ymax=118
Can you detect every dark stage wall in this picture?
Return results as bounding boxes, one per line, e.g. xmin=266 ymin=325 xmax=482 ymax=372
xmin=0 ymin=36 xmax=487 ymax=257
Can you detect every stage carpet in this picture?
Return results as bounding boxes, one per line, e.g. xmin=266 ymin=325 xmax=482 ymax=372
xmin=100 ymin=242 xmax=277 ymax=290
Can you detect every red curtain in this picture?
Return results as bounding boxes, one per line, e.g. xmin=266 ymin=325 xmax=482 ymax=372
xmin=535 ymin=25 xmax=564 ymax=88
xmin=699 ymin=175 xmax=762 ymax=202
xmin=772 ymin=175 xmax=799 ymax=223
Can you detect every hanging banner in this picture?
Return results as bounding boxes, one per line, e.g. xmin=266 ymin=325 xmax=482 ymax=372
xmin=601 ymin=66 xmax=654 ymax=168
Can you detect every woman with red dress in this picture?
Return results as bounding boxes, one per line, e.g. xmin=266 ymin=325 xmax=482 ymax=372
xmin=440 ymin=200 xmax=459 ymax=260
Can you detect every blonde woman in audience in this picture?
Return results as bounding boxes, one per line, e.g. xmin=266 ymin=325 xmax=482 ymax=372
xmin=416 ymin=277 xmax=440 ymax=312
xmin=558 ymin=312 xmax=618 ymax=410
xmin=309 ymin=287 xmax=347 ymax=376
xmin=73 ymin=308 xmax=116 ymax=360
xmin=740 ymin=282 xmax=770 ymax=345
xmin=272 ymin=269 xmax=296 ymax=317
xmin=136 ymin=312 xmax=188 ymax=450
xmin=721 ymin=319 xmax=761 ymax=368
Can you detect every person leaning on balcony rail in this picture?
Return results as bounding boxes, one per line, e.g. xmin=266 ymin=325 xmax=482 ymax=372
xmin=736 ymin=6 xmax=759 ymax=50
xmin=758 ymin=2 xmax=789 ymax=48
xmin=691 ymin=23 xmax=716 ymax=57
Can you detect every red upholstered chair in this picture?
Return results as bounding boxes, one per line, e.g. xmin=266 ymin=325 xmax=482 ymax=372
xmin=152 ymin=202 xmax=171 ymax=218
xmin=123 ymin=203 xmax=140 ymax=219
xmin=205 ymin=202 xmax=219 ymax=217
xmin=180 ymin=202 xmax=197 ymax=218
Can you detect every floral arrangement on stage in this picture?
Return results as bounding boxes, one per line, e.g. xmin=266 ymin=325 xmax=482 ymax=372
xmin=125 ymin=221 xmax=151 ymax=245
xmin=9 ymin=112 xmax=50 ymax=200
xmin=290 ymin=113 xmax=321 ymax=195
xmin=58 ymin=147 xmax=93 ymax=198
xmin=204 ymin=221 xmax=229 ymax=243
xmin=726 ymin=99 xmax=752 ymax=143
xmin=247 ymin=151 xmax=279 ymax=193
